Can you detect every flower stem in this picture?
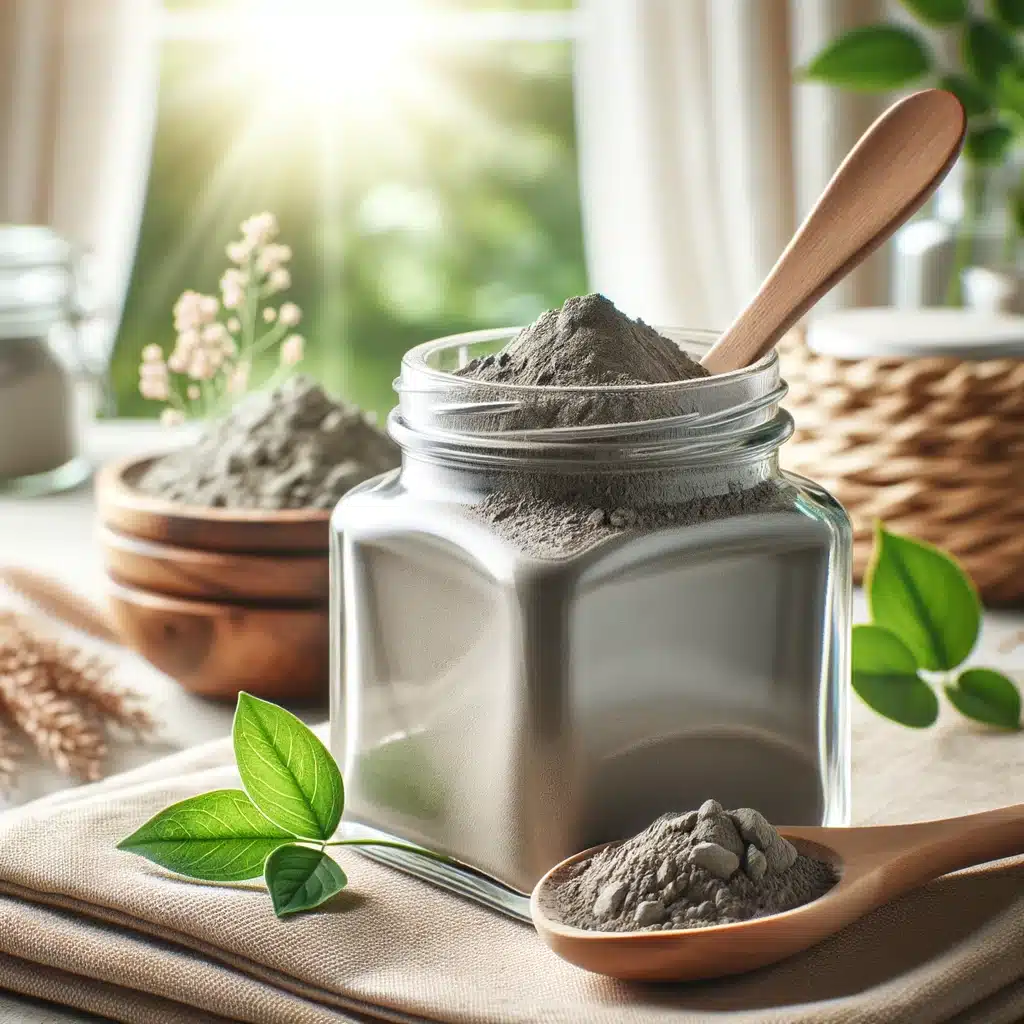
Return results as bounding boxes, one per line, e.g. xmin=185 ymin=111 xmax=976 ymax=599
xmin=251 ymin=320 xmax=288 ymax=356
xmin=242 ymin=254 xmax=259 ymax=374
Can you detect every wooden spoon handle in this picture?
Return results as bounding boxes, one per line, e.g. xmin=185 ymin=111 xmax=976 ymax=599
xmin=804 ymin=803 xmax=1024 ymax=902
xmin=700 ymin=89 xmax=966 ymax=375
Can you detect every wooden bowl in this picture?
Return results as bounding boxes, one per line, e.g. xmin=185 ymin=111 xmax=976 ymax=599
xmin=96 ymin=455 xmax=332 ymax=553
xmin=95 ymin=453 xmax=334 ymax=702
xmin=98 ymin=525 xmax=329 ymax=603
xmin=106 ymin=578 xmax=328 ymax=702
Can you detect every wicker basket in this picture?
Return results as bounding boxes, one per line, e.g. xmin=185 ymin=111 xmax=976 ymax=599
xmin=777 ymin=329 xmax=1024 ymax=607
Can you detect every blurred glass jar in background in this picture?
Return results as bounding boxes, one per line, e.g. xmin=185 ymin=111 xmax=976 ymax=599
xmin=892 ymin=156 xmax=1024 ymax=310
xmin=0 ymin=225 xmax=92 ymax=496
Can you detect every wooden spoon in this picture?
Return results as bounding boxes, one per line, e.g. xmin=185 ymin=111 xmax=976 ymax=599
xmin=700 ymin=88 xmax=966 ymax=375
xmin=531 ymin=803 xmax=1024 ymax=982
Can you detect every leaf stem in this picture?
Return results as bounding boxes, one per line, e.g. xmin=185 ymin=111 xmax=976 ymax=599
xmin=323 ymin=838 xmax=454 ymax=865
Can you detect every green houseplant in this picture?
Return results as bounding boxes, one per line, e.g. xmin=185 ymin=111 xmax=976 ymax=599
xmin=803 ymin=0 xmax=1024 ymax=303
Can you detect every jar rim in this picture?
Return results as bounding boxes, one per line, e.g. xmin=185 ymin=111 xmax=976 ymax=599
xmin=389 ymin=326 xmax=792 ymax=471
xmin=397 ymin=325 xmax=779 ymax=397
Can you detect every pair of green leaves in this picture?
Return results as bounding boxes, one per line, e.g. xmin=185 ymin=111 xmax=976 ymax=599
xmin=119 ymin=694 xmax=435 ymax=917
xmin=852 ymin=526 xmax=1020 ymax=731
xmin=799 ymin=5 xmax=1024 ymax=167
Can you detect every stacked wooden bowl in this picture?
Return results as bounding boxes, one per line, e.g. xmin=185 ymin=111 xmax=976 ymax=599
xmin=95 ymin=456 xmax=331 ymax=702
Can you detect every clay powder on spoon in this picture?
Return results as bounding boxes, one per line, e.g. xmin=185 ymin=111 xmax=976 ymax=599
xmin=548 ymin=800 xmax=837 ymax=932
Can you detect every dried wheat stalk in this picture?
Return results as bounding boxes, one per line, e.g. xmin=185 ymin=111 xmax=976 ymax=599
xmin=0 ymin=718 xmax=22 ymax=791
xmin=0 ymin=609 xmax=154 ymax=784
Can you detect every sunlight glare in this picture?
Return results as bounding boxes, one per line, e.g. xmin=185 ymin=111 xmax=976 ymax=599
xmin=239 ymin=11 xmax=421 ymax=121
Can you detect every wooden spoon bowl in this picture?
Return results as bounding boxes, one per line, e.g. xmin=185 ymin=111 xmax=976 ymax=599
xmin=531 ymin=804 xmax=1024 ymax=982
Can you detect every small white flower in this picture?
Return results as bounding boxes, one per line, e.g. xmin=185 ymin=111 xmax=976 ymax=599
xmin=198 ymin=295 xmax=219 ymax=322
xmin=168 ymin=351 xmax=188 ymax=373
xmin=140 ymin=378 xmax=170 ymax=401
xmin=201 ymin=323 xmax=228 ymax=345
xmin=227 ymin=317 xmax=241 ymax=333
xmin=227 ymin=361 xmax=250 ymax=395
xmin=187 ymin=384 xmax=201 ymax=401
xmin=240 ymin=212 xmax=278 ymax=247
xmin=141 ymin=343 xmax=164 ymax=363
xmin=139 ymin=361 xmax=168 ymax=380
xmin=267 ymin=267 xmax=291 ymax=293
xmin=226 ymin=240 xmax=251 ymax=264
xmin=188 ymin=351 xmax=213 ymax=381
xmin=173 ymin=290 xmax=204 ymax=332
xmin=176 ymin=329 xmax=200 ymax=353
xmin=220 ymin=269 xmax=247 ymax=310
xmin=222 ymin=282 xmax=244 ymax=310
xmin=280 ymin=334 xmax=304 ymax=366
xmin=221 ymin=335 xmax=238 ymax=357
xmin=263 ymin=307 xmax=277 ymax=323
xmin=160 ymin=408 xmax=185 ymax=427
xmin=256 ymin=243 xmax=292 ymax=274
xmin=278 ymin=302 xmax=301 ymax=327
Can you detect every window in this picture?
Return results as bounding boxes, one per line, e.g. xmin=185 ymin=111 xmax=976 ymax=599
xmin=110 ymin=0 xmax=587 ymax=420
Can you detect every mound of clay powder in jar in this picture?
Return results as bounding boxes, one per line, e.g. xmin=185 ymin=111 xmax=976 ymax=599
xmin=550 ymin=800 xmax=836 ymax=932
xmin=458 ymin=292 xmax=708 ymax=390
xmin=455 ymin=292 xmax=708 ymax=431
xmin=454 ymin=293 xmax=787 ymax=556
xmin=137 ymin=375 xmax=399 ymax=509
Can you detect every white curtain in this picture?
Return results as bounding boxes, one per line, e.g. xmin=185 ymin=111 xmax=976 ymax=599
xmin=573 ymin=0 xmax=893 ymax=331
xmin=0 ymin=0 xmax=160 ymax=374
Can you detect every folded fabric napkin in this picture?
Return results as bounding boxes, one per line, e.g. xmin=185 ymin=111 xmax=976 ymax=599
xmin=1 ymin=707 xmax=1024 ymax=1024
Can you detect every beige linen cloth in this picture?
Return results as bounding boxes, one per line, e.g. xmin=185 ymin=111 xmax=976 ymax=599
xmin=1 ymin=704 xmax=1024 ymax=1024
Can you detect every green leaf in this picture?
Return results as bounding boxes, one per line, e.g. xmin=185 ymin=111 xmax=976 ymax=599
xmin=965 ymin=121 xmax=1017 ymax=163
xmin=963 ymin=19 xmax=1019 ymax=86
xmin=117 ymin=789 xmax=294 ymax=881
xmin=938 ymin=73 xmax=993 ymax=117
xmin=851 ymin=625 xmax=939 ymax=728
xmin=265 ymin=844 xmax=347 ymax=917
xmin=233 ymin=693 xmax=344 ymax=841
xmin=992 ymin=0 xmax=1024 ymax=29
xmin=902 ymin=0 xmax=968 ymax=24
xmin=867 ymin=525 xmax=981 ymax=671
xmin=800 ymin=26 xmax=932 ymax=90
xmin=945 ymin=668 xmax=1022 ymax=729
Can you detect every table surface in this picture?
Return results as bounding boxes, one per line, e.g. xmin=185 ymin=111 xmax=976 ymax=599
xmin=0 ymin=422 xmax=1021 ymax=1023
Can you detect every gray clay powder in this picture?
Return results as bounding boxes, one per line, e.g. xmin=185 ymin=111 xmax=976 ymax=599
xmin=137 ymin=375 xmax=398 ymax=509
xmin=549 ymin=800 xmax=836 ymax=932
xmin=457 ymin=292 xmax=708 ymax=392
xmin=455 ymin=294 xmax=787 ymax=557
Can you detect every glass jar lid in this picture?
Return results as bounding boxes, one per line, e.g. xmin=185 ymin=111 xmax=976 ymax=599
xmin=0 ymin=225 xmax=74 ymax=339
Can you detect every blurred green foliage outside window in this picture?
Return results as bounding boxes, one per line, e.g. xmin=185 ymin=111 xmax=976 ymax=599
xmin=110 ymin=0 xmax=587 ymax=421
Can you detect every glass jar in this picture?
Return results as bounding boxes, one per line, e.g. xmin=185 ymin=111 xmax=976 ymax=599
xmin=330 ymin=328 xmax=852 ymax=896
xmin=893 ymin=156 xmax=1024 ymax=309
xmin=0 ymin=226 xmax=89 ymax=495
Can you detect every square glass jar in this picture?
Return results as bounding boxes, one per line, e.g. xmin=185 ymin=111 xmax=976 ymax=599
xmin=330 ymin=328 xmax=852 ymax=894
